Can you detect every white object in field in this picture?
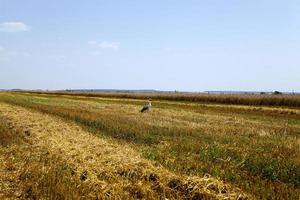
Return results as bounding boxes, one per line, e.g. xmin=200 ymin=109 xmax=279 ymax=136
xmin=140 ymin=101 xmax=152 ymax=113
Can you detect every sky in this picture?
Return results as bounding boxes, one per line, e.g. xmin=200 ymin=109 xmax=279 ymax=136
xmin=0 ymin=0 xmax=299 ymax=92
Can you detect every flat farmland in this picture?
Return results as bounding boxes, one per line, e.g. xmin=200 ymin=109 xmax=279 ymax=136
xmin=0 ymin=92 xmax=300 ymax=199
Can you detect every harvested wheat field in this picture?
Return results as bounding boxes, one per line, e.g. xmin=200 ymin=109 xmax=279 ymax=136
xmin=0 ymin=92 xmax=300 ymax=199
xmin=0 ymin=100 xmax=248 ymax=199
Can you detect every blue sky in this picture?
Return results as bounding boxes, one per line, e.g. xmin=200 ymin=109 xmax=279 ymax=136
xmin=0 ymin=0 xmax=299 ymax=92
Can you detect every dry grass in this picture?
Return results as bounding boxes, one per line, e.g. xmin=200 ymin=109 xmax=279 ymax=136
xmin=0 ymin=102 xmax=248 ymax=199
xmin=1 ymin=92 xmax=300 ymax=199
xmin=22 ymin=91 xmax=300 ymax=108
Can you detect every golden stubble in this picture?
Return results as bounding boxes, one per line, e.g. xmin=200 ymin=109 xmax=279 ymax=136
xmin=0 ymin=103 xmax=250 ymax=199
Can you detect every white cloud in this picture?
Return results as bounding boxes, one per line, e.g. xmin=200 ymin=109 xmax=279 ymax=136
xmin=89 ymin=51 xmax=102 ymax=56
xmin=98 ymin=41 xmax=119 ymax=50
xmin=0 ymin=46 xmax=30 ymax=62
xmin=0 ymin=22 xmax=31 ymax=32
xmin=88 ymin=40 xmax=119 ymax=50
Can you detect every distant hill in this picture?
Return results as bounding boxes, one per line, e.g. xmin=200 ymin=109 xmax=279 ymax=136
xmin=204 ymin=91 xmax=300 ymax=95
xmin=3 ymin=89 xmax=300 ymax=95
xmin=57 ymin=89 xmax=175 ymax=94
